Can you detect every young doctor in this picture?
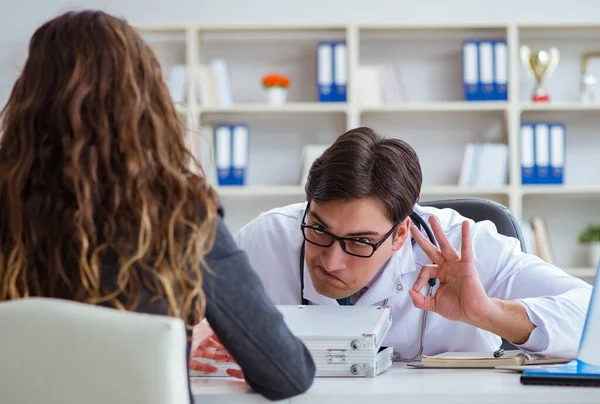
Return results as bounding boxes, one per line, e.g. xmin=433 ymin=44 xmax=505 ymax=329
xmin=233 ymin=127 xmax=592 ymax=360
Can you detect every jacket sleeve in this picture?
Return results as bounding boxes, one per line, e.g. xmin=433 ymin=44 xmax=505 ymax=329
xmin=202 ymin=214 xmax=316 ymax=401
xmin=470 ymin=220 xmax=593 ymax=357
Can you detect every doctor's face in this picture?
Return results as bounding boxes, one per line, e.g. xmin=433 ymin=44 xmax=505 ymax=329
xmin=302 ymin=198 xmax=410 ymax=300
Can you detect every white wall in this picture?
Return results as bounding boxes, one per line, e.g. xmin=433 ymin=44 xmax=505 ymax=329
xmin=2 ymin=0 xmax=600 ymax=105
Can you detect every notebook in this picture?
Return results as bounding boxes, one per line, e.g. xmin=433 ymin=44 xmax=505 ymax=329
xmin=520 ymin=261 xmax=600 ymax=387
xmin=495 ymin=364 xmax=565 ymax=373
xmin=416 ymin=350 xmax=571 ymax=368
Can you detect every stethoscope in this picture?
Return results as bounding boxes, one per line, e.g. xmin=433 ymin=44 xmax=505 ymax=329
xmin=299 ymin=211 xmax=438 ymax=362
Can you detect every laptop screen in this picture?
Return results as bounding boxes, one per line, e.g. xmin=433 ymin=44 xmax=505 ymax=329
xmin=577 ymin=262 xmax=600 ymax=366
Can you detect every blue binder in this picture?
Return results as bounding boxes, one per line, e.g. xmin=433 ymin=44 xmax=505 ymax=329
xmin=231 ymin=124 xmax=249 ymax=186
xmin=520 ymin=124 xmax=536 ymax=185
xmin=317 ymin=41 xmax=334 ymax=102
xmin=462 ymin=40 xmax=479 ymax=101
xmin=332 ymin=41 xmax=347 ymax=102
xmin=493 ymin=40 xmax=508 ymax=101
xmin=479 ymin=41 xmax=494 ymax=100
xmin=463 ymin=39 xmax=508 ymax=101
xmin=548 ymin=123 xmax=565 ymax=185
xmin=534 ymin=123 xmax=551 ymax=184
xmin=214 ymin=124 xmax=232 ymax=186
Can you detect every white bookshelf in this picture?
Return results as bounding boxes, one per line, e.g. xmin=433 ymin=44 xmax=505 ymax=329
xmin=359 ymin=101 xmax=508 ymax=113
xmin=216 ymin=185 xmax=305 ymax=197
xmin=216 ymin=185 xmax=511 ymax=198
xmin=135 ymin=22 xmax=600 ymax=278
xmin=520 ymin=103 xmax=600 ymax=112
xmin=199 ymin=103 xmax=348 ymax=114
xmin=521 ymin=185 xmax=600 ymax=195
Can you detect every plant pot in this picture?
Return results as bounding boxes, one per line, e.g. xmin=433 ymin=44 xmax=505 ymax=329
xmin=265 ymin=86 xmax=287 ymax=105
xmin=586 ymin=242 xmax=600 ymax=267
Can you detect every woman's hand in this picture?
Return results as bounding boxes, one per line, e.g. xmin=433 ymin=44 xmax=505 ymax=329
xmin=189 ymin=320 xmax=244 ymax=379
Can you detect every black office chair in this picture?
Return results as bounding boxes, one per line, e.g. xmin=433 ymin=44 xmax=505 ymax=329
xmin=420 ymin=198 xmax=526 ymax=253
xmin=419 ymin=198 xmax=525 ymax=350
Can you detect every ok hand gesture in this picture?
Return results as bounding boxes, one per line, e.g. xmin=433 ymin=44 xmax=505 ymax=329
xmin=409 ymin=217 xmax=492 ymax=325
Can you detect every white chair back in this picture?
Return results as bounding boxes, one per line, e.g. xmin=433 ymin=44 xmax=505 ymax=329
xmin=0 ymin=297 xmax=190 ymax=404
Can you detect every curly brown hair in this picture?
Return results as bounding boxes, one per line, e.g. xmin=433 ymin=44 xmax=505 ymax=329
xmin=0 ymin=10 xmax=217 ymax=326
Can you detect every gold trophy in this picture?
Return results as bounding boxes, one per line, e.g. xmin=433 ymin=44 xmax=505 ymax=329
xmin=520 ymin=45 xmax=560 ymax=102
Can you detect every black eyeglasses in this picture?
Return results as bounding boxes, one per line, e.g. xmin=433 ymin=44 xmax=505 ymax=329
xmin=300 ymin=202 xmax=399 ymax=258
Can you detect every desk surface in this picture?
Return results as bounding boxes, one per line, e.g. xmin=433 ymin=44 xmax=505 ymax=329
xmin=191 ymin=363 xmax=599 ymax=404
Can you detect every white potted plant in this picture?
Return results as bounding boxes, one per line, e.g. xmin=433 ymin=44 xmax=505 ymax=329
xmin=578 ymin=223 xmax=600 ymax=267
xmin=261 ymin=73 xmax=290 ymax=106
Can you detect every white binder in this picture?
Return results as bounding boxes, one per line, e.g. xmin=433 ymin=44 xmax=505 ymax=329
xmin=277 ymin=305 xmax=393 ymax=377
xmin=190 ymin=305 xmax=393 ymax=378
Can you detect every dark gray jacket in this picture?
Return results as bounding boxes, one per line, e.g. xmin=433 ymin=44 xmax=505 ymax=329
xmin=119 ymin=210 xmax=316 ymax=402
xmin=199 ymin=213 xmax=316 ymax=400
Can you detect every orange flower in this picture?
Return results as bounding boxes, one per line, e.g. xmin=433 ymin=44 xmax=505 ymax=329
xmin=262 ymin=73 xmax=290 ymax=88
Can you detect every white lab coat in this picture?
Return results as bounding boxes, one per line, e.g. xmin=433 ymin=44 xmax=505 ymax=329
xmin=234 ymin=202 xmax=592 ymax=358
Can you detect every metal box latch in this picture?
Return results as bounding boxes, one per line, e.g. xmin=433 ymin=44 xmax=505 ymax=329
xmin=326 ymin=349 xmax=347 ymax=364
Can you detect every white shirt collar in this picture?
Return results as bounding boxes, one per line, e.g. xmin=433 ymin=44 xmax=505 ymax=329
xmin=355 ymin=234 xmax=419 ymax=306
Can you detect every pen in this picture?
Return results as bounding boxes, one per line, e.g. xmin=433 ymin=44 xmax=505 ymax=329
xmin=493 ymin=348 xmax=505 ymax=358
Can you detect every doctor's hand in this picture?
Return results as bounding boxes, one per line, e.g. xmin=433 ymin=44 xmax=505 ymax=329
xmin=189 ymin=320 xmax=244 ymax=380
xmin=409 ymin=217 xmax=492 ymax=325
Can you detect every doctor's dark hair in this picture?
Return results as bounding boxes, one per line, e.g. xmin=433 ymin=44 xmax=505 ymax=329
xmin=305 ymin=127 xmax=422 ymax=224
xmin=0 ymin=11 xmax=218 ymax=327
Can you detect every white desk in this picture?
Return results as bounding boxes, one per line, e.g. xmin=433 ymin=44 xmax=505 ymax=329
xmin=192 ymin=363 xmax=599 ymax=404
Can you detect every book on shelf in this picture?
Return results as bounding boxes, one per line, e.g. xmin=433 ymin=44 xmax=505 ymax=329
xmin=519 ymin=216 xmax=556 ymax=264
xmin=166 ymin=61 xmax=234 ymax=107
xmin=354 ymin=64 xmax=404 ymax=106
xmin=195 ymin=59 xmax=234 ymax=107
xmin=167 ymin=64 xmax=187 ymax=104
xmin=458 ymin=142 xmax=508 ymax=187
xmin=530 ymin=216 xmax=555 ymax=265
xmin=299 ymin=144 xmax=330 ymax=186
xmin=519 ymin=221 xmax=538 ymax=256
xmin=418 ymin=350 xmax=572 ymax=368
xmin=185 ymin=126 xmax=217 ymax=187
xmin=195 ymin=65 xmax=218 ymax=106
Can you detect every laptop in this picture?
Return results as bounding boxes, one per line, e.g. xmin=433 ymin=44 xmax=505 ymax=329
xmin=520 ymin=263 xmax=600 ymax=387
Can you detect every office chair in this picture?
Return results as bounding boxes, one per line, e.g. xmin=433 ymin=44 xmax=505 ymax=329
xmin=420 ymin=198 xmax=526 ymax=351
xmin=420 ymin=198 xmax=526 ymax=253
xmin=0 ymin=298 xmax=190 ymax=404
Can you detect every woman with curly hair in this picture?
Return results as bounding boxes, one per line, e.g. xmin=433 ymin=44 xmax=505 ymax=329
xmin=0 ymin=10 xmax=315 ymax=401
